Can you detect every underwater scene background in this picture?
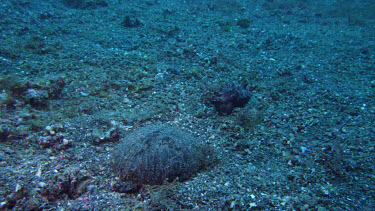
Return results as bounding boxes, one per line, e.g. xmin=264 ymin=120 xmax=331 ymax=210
xmin=1 ymin=0 xmax=375 ymax=210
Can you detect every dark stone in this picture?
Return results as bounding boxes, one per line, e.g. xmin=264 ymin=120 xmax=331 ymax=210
xmin=62 ymin=0 xmax=108 ymax=9
xmin=24 ymin=88 xmax=49 ymax=109
xmin=237 ymin=19 xmax=251 ymax=28
xmin=40 ymin=12 xmax=53 ymax=20
xmin=47 ymin=77 xmax=65 ymax=99
xmin=122 ymin=16 xmax=142 ymax=28
xmin=112 ymin=181 xmax=139 ymax=193
xmin=167 ymin=67 xmax=181 ymax=75
xmin=0 ymin=126 xmax=10 ymax=142
xmin=210 ymin=84 xmax=251 ymax=115
xmin=7 ymin=186 xmax=29 ymax=209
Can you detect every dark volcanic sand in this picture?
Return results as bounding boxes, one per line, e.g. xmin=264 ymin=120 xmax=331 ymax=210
xmin=1 ymin=0 xmax=374 ymax=210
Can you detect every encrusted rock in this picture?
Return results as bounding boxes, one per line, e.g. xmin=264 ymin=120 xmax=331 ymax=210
xmin=210 ymin=84 xmax=252 ymax=115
